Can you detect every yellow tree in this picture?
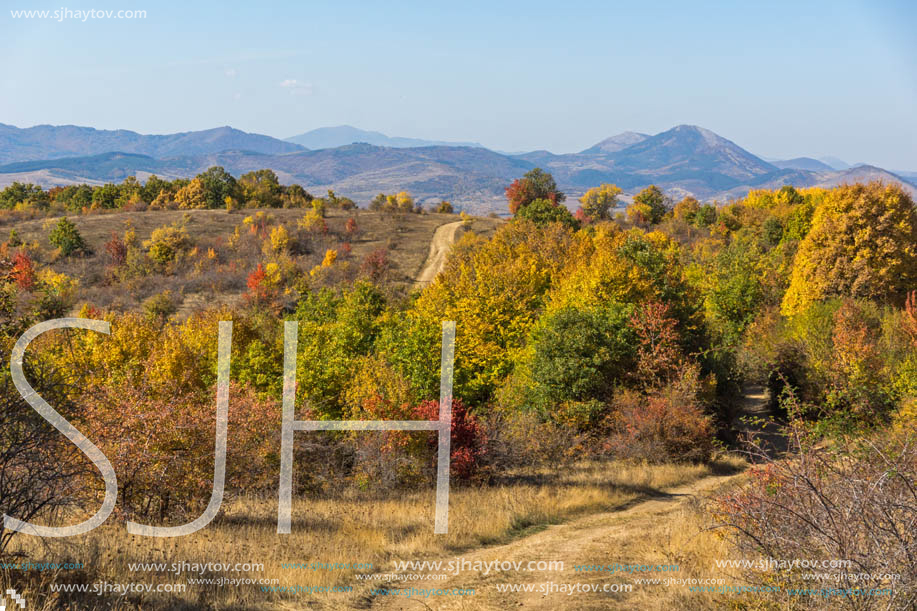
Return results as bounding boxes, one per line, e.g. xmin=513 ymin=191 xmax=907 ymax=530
xmin=410 ymin=220 xmax=575 ymax=402
xmin=175 ymin=178 xmax=208 ymax=209
xmin=782 ymin=182 xmax=917 ymax=315
xmin=579 ymin=183 xmax=622 ymax=221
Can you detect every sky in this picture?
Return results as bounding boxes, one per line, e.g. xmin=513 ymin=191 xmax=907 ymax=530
xmin=0 ymin=0 xmax=915 ymax=169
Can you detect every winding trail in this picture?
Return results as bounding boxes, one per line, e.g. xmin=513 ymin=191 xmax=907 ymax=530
xmin=357 ymin=386 xmax=778 ymax=610
xmin=414 ymin=221 xmax=465 ymax=288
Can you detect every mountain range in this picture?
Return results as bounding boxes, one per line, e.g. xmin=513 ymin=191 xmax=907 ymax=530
xmin=0 ymin=122 xmax=913 ymax=214
xmin=286 ymin=125 xmax=483 ymax=150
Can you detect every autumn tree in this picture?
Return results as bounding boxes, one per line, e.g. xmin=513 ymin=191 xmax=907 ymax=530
xmin=782 ymin=182 xmax=917 ymax=315
xmin=175 ymin=177 xmax=208 ymax=209
xmin=578 ymin=183 xmax=622 ymax=221
xmin=403 ymin=221 xmax=575 ymax=403
xmin=627 ymin=185 xmax=669 ymax=225
xmin=672 ymin=196 xmax=700 ymax=223
xmin=239 ymin=169 xmax=282 ymax=208
xmin=505 ymin=168 xmax=565 ymax=214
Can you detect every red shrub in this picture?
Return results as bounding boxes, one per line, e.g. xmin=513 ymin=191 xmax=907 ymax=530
xmin=604 ymin=384 xmax=714 ymax=463
xmin=360 ymin=247 xmax=390 ymax=283
xmin=413 ymin=398 xmax=485 ymax=480
xmin=104 ymin=232 xmax=127 ymax=266
xmin=10 ymin=251 xmax=36 ymax=291
xmin=245 ymin=263 xmax=278 ymax=306
xmin=629 ymin=301 xmax=684 ymax=389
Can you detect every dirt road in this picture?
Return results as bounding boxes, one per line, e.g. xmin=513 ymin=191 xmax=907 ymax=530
xmin=364 ymin=472 xmax=744 ymax=610
xmin=358 ymin=387 xmax=776 ymax=610
xmin=414 ymin=221 xmax=464 ymax=287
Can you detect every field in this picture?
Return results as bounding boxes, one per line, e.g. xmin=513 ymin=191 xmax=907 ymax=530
xmin=3 ymin=457 xmax=747 ymax=610
xmin=0 ymin=208 xmax=502 ymax=313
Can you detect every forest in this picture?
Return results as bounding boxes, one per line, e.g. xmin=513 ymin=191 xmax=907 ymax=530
xmin=0 ymin=166 xmax=915 ymax=609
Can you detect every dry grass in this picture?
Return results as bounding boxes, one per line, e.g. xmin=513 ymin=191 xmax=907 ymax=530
xmin=0 ymin=208 xmax=502 ymax=311
xmin=3 ymin=458 xmax=742 ymax=610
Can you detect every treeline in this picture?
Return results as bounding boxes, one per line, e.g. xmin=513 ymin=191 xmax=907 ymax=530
xmin=0 ymin=167 xmax=345 ymax=212
xmin=0 ymin=167 xmax=465 ymax=216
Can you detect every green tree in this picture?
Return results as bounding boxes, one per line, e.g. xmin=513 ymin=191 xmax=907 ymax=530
xmin=239 ymin=169 xmax=282 ymax=208
xmin=48 ymin=217 xmax=88 ymax=256
xmin=524 ymin=304 xmax=635 ymax=411
xmin=515 ymin=198 xmax=579 ymax=230
xmin=91 ymin=183 xmax=121 ymax=209
xmin=195 ymin=166 xmax=240 ymax=209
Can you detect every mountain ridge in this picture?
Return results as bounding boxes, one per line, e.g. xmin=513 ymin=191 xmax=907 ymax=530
xmin=1 ymin=123 xmax=914 ymax=214
xmin=285 ymin=125 xmax=483 ymax=150
xmin=0 ymin=123 xmax=303 ymax=164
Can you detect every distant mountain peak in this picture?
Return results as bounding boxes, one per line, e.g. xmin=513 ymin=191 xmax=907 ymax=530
xmin=285 ymin=126 xmax=483 ymax=150
xmin=580 ymin=131 xmax=649 ymax=155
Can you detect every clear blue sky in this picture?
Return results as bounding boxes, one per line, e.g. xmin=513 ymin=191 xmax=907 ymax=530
xmin=1 ymin=0 xmax=915 ymax=168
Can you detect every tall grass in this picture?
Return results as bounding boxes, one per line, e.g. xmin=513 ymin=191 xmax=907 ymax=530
xmin=2 ymin=458 xmax=742 ymax=609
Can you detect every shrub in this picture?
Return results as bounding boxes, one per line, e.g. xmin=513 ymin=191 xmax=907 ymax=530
xmin=268 ymin=224 xmax=290 ymax=253
xmin=48 ymin=217 xmax=88 ymax=256
xmin=0 ymin=362 xmax=86 ymax=556
xmin=435 ymin=200 xmax=454 ymax=214
xmin=79 ymin=380 xmax=279 ymax=520
xmin=6 ymin=229 xmax=22 ymax=248
xmin=245 ymin=263 xmax=279 ymax=306
xmin=9 ymin=251 xmax=36 ymax=291
xmin=104 ymin=232 xmax=127 ymax=266
xmin=522 ymin=304 xmax=635 ymax=414
xmin=629 ymin=301 xmax=684 ymax=389
xmin=145 ymin=222 xmax=191 ymax=266
xmin=143 ymin=290 xmax=179 ymax=320
xmin=360 ymin=247 xmax=390 ymax=282
xmin=515 ymin=198 xmax=579 ymax=229
xmin=413 ymin=398 xmax=484 ymax=481
xmin=605 ymin=380 xmax=715 ymax=463
xmin=714 ymin=426 xmax=917 ymax=610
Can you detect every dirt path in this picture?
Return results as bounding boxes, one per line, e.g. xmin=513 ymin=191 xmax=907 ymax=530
xmin=363 ymin=473 xmax=744 ymax=611
xmin=414 ymin=221 xmax=464 ymax=287
xmin=357 ymin=387 xmax=776 ymax=610
xmin=731 ymin=384 xmax=787 ymax=459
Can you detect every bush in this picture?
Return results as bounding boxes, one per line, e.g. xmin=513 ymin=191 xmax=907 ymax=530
xmin=714 ymin=426 xmax=917 ymax=610
xmin=144 ymin=222 xmax=191 ymax=266
xmin=523 ymin=304 xmax=635 ymax=415
xmin=143 ymin=290 xmax=178 ymax=320
xmin=604 ymin=370 xmax=715 ymax=463
xmin=48 ymin=217 xmax=88 ymax=256
xmin=413 ymin=398 xmax=484 ymax=481
xmin=79 ymin=380 xmax=279 ymax=520
xmin=515 ymin=198 xmax=579 ymax=229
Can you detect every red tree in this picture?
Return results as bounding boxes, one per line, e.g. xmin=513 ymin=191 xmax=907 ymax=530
xmin=10 ymin=251 xmax=36 ymax=291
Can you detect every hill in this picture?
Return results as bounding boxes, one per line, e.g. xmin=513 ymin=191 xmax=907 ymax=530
xmin=286 ymin=125 xmax=483 ymax=150
xmin=0 ymin=123 xmax=303 ymax=164
xmin=769 ymin=157 xmax=836 ymax=172
xmin=1 ymin=123 xmax=915 ymax=213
